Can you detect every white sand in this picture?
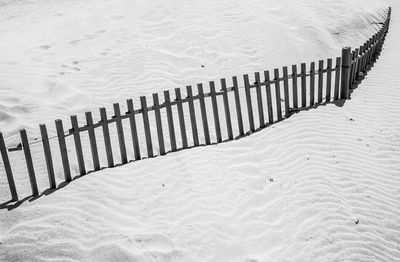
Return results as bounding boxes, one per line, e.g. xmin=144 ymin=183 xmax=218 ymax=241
xmin=1 ymin=0 xmax=399 ymax=261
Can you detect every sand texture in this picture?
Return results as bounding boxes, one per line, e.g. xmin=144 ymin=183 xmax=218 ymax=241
xmin=0 ymin=0 xmax=399 ymax=261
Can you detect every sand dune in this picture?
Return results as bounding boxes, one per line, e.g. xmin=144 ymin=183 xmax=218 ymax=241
xmin=1 ymin=0 xmax=399 ymax=261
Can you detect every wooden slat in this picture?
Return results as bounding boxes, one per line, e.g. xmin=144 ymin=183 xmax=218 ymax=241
xmin=127 ymin=99 xmax=141 ymax=160
xmin=209 ymin=81 xmax=222 ymax=143
xmin=318 ymin=60 xmax=324 ymax=103
xmin=341 ymin=47 xmax=352 ymax=99
xmin=232 ymin=76 xmax=244 ymax=136
xmin=175 ymin=88 xmax=188 ymax=149
xmin=113 ymin=103 xmax=127 ymax=164
xmin=0 ymin=132 xmax=18 ymax=200
xmin=20 ymin=129 xmax=39 ymax=196
xmin=164 ymin=91 xmax=177 ymax=151
xmin=326 ymin=58 xmax=333 ymax=102
xmin=85 ymin=112 xmax=100 ymax=171
xmin=274 ymin=69 xmax=282 ymax=120
xmin=40 ymin=124 xmax=56 ymax=189
xmin=309 ymin=62 xmax=315 ymax=106
xmin=282 ymin=66 xmax=290 ymax=117
xmin=71 ymin=115 xmax=86 ymax=176
xmin=334 ymin=57 xmax=341 ymax=100
xmin=197 ymin=84 xmax=211 ymax=145
xmin=153 ymin=93 xmax=165 ymax=155
xmin=186 ymin=86 xmax=199 ymax=146
xmin=221 ymin=79 xmax=233 ymax=140
xmin=264 ymin=71 xmax=274 ymax=124
xmin=301 ymin=63 xmax=307 ymax=108
xmin=100 ymin=108 xmax=114 ymax=167
xmin=243 ymin=74 xmax=255 ymax=132
xmin=291 ymin=65 xmax=298 ymax=108
xmin=55 ymin=119 xmax=72 ymax=181
xmin=140 ymin=96 xmax=153 ymax=157
xmin=254 ymin=72 xmax=264 ymax=127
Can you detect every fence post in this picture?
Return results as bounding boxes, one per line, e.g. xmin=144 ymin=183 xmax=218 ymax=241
xmin=55 ymin=119 xmax=72 ymax=182
xmin=317 ymin=60 xmax=324 ymax=103
xmin=274 ymin=69 xmax=282 ymax=120
xmin=85 ymin=112 xmax=100 ymax=171
xmin=232 ymin=76 xmax=244 ymax=136
xmin=220 ymin=79 xmax=233 ymax=140
xmin=141 ymin=96 xmax=153 ymax=157
xmin=309 ymin=62 xmax=315 ymax=106
xmin=113 ymin=103 xmax=127 ymax=164
xmin=340 ymin=47 xmax=352 ymax=99
xmin=127 ymin=99 xmax=141 ymax=160
xmin=99 ymin=108 xmax=114 ymax=168
xmin=175 ymin=88 xmax=188 ymax=149
xmin=264 ymin=71 xmax=273 ymax=124
xmin=282 ymin=66 xmax=290 ymax=116
xmin=209 ymin=81 xmax=222 ymax=143
xmin=40 ymin=124 xmax=56 ymax=189
xmin=0 ymin=132 xmax=18 ymax=201
xmin=197 ymin=84 xmax=211 ymax=145
xmin=300 ymin=63 xmax=307 ymax=108
xmin=153 ymin=93 xmax=165 ymax=155
xmin=20 ymin=129 xmax=39 ymax=196
xmin=254 ymin=72 xmax=264 ymax=127
xmin=244 ymin=74 xmax=255 ymax=132
xmin=164 ymin=90 xmax=177 ymax=151
xmin=186 ymin=85 xmax=199 ymax=146
xmin=326 ymin=58 xmax=333 ymax=102
xmin=71 ymin=115 xmax=86 ymax=176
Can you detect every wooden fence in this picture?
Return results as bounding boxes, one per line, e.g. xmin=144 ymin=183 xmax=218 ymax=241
xmin=0 ymin=8 xmax=391 ymax=202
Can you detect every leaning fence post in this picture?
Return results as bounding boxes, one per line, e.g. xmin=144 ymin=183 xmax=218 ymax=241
xmin=0 ymin=132 xmax=18 ymax=201
xmin=100 ymin=108 xmax=114 ymax=168
xmin=113 ymin=103 xmax=128 ymax=164
xmin=71 ymin=115 xmax=86 ymax=176
xmin=85 ymin=112 xmax=100 ymax=171
xmin=55 ymin=119 xmax=72 ymax=182
xmin=40 ymin=124 xmax=56 ymax=189
xmin=20 ymin=129 xmax=39 ymax=196
xmin=141 ymin=96 xmax=153 ymax=157
xmin=340 ymin=47 xmax=352 ymax=99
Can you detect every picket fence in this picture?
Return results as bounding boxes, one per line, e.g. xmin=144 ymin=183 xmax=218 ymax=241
xmin=0 ymin=8 xmax=391 ymax=203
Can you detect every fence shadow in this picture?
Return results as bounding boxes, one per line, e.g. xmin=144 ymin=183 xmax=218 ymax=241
xmin=0 ymin=7 xmax=391 ymax=211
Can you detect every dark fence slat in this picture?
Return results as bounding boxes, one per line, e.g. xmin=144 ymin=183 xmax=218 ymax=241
xmin=153 ymin=93 xmax=165 ymax=155
xmin=326 ymin=58 xmax=333 ymax=102
xmin=310 ymin=62 xmax=315 ymax=106
xmin=334 ymin=57 xmax=341 ymax=100
xmin=40 ymin=124 xmax=56 ymax=189
xmin=233 ymin=76 xmax=244 ymax=136
xmin=55 ymin=119 xmax=72 ymax=181
xmin=244 ymin=74 xmax=255 ymax=132
xmin=127 ymin=99 xmax=141 ymax=160
xmin=264 ymin=71 xmax=274 ymax=124
xmin=341 ymin=47 xmax=352 ymax=99
xmin=71 ymin=115 xmax=86 ymax=176
xmin=292 ymin=65 xmax=298 ymax=108
xmin=100 ymin=108 xmax=114 ymax=167
xmin=301 ymin=63 xmax=307 ymax=108
xmin=114 ymin=103 xmax=127 ymax=164
xmin=254 ymin=72 xmax=264 ymax=127
xmin=140 ymin=96 xmax=153 ymax=157
xmin=186 ymin=85 xmax=199 ymax=146
xmin=164 ymin=90 xmax=177 ymax=151
xmin=20 ymin=129 xmax=38 ymax=196
xmin=220 ymin=77 xmax=234 ymax=140
xmin=197 ymin=84 xmax=211 ymax=145
xmin=282 ymin=66 xmax=290 ymax=117
xmin=85 ymin=112 xmax=100 ymax=171
xmin=175 ymin=88 xmax=188 ymax=149
xmin=317 ymin=60 xmax=324 ymax=103
xmin=274 ymin=69 xmax=282 ymax=120
xmin=209 ymin=81 xmax=222 ymax=143
xmin=0 ymin=132 xmax=18 ymax=200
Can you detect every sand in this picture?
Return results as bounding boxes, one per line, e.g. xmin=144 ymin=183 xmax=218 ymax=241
xmin=1 ymin=0 xmax=399 ymax=261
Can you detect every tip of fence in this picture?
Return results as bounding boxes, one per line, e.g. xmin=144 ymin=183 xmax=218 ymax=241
xmin=342 ymin=46 xmax=351 ymax=51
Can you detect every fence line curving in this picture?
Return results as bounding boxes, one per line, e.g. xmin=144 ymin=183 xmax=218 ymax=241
xmin=0 ymin=8 xmax=391 ymax=204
